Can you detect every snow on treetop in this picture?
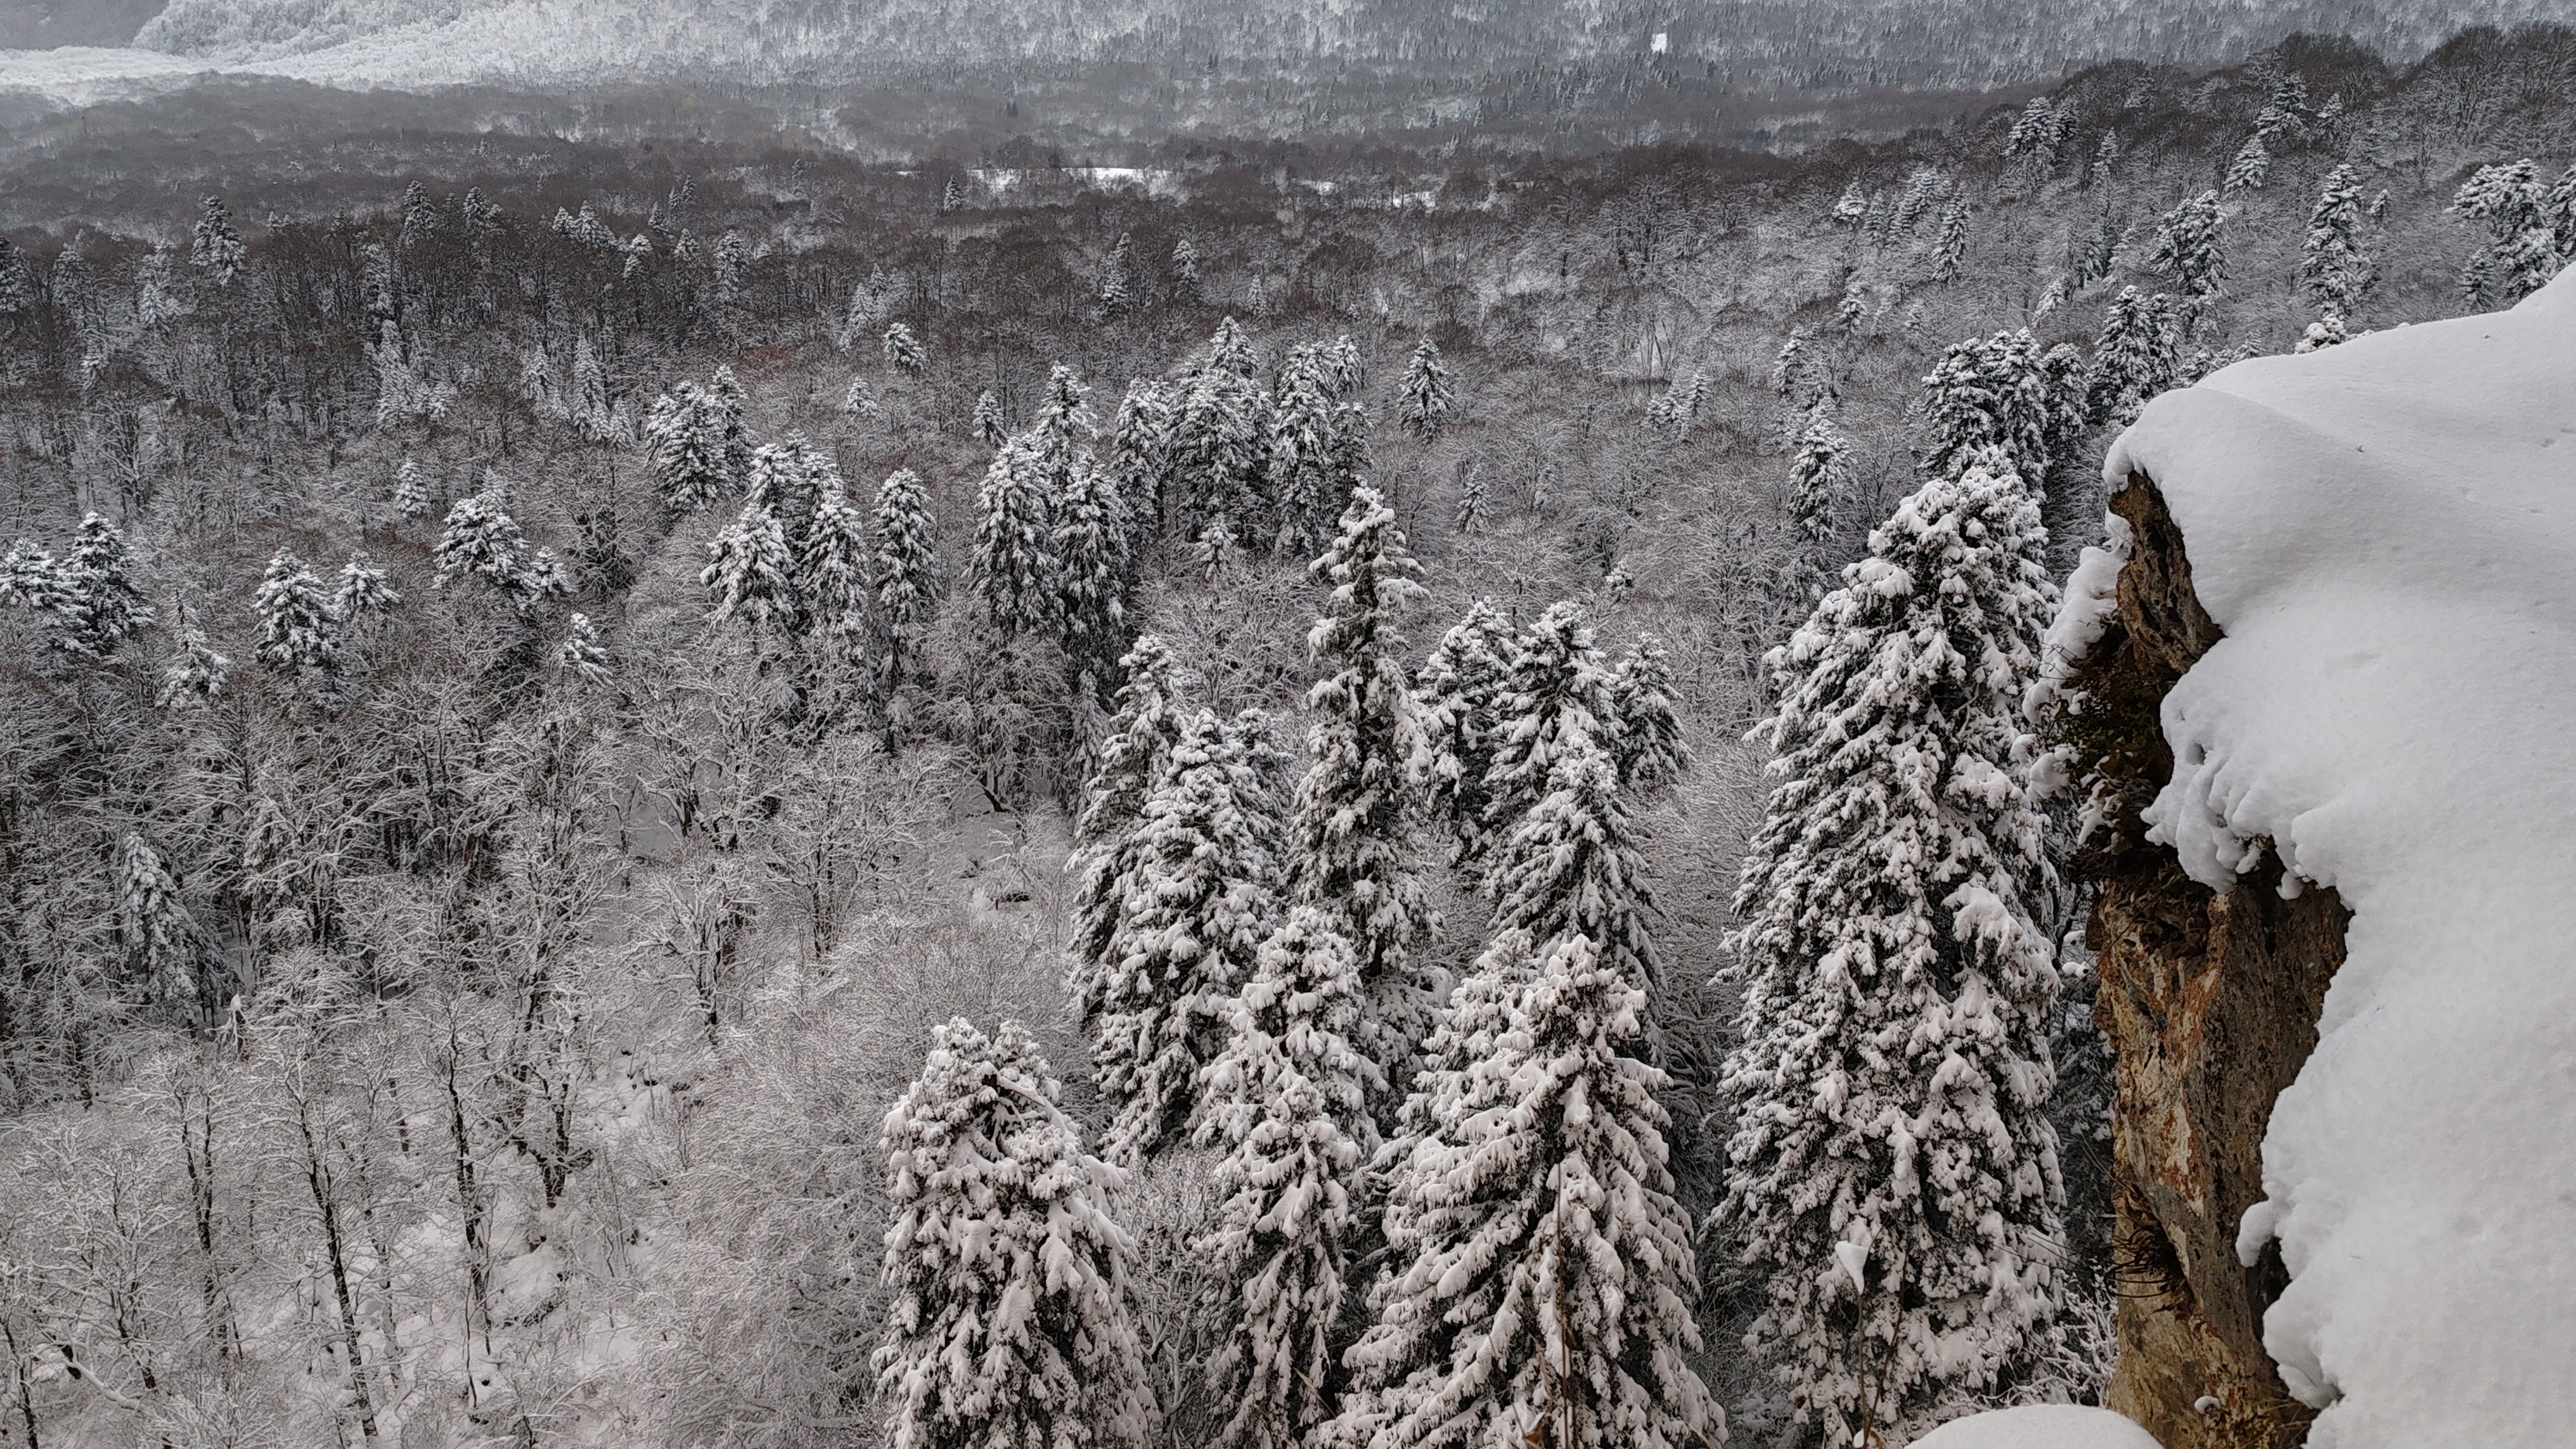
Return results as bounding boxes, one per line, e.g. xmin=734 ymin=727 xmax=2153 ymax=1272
xmin=2098 ymin=268 xmax=2576 ymax=1444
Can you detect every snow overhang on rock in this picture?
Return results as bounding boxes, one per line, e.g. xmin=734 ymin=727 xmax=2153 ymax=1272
xmin=2083 ymin=269 xmax=2576 ymax=1444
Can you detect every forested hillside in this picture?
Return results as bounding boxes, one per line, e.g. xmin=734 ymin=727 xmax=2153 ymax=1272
xmin=0 ymin=26 xmax=2569 ymax=1449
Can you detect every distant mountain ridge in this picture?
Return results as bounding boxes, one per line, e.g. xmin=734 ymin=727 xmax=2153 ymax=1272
xmin=6 ymin=0 xmax=2568 ymax=98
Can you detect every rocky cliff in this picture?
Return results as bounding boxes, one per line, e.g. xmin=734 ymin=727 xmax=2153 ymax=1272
xmin=2056 ymin=475 xmax=2346 ymax=1449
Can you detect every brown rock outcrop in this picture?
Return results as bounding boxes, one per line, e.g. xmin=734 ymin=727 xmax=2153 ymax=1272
xmin=2057 ymin=475 xmax=2350 ymax=1449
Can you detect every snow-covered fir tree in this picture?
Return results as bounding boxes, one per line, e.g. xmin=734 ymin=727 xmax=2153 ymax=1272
xmin=393 ymin=457 xmax=433 ymax=518
xmin=645 ymin=382 xmax=737 ymax=515
xmin=798 ymin=474 xmax=873 ymax=663
xmin=875 ymin=1017 xmax=1155 ymax=1449
xmin=49 ymin=513 xmax=154 ymax=660
xmin=1267 ymin=345 xmax=1366 ymax=557
xmin=2222 ymin=133 xmax=2271 ymax=193
xmin=1478 ymin=602 xmax=1658 ymax=984
xmin=712 ymin=229 xmax=750 ymax=297
xmin=1100 ymin=231 xmax=1134 ymax=314
xmin=882 ymin=320 xmax=927 ymax=373
xmin=872 ymin=468 xmax=939 ymax=631
xmin=1396 ymin=338 xmax=1452 ymax=442
xmin=972 ymin=389 xmax=1007 ymax=447
xmin=970 ymin=437 xmax=1059 ymax=644
xmin=1452 ymin=458 xmax=1490 ymax=532
xmin=1931 ymin=197 xmax=1971 ymax=283
xmin=842 ymin=373 xmax=882 ymax=421
xmin=559 ymin=612 xmax=612 ymax=686
xmin=1720 ymin=451 xmax=2066 ymax=1445
xmin=190 ymin=195 xmax=245 ymax=287
xmin=2145 ymin=188 xmax=2227 ymax=335
xmin=1412 ymin=598 xmax=1516 ymax=868
xmin=1917 ymin=328 xmax=2060 ymax=488
xmin=1194 ymin=905 xmax=1377 ymax=1449
xmin=2300 ymin=163 xmax=2378 ymax=320
xmin=1067 ymin=636 xmax=1194 ymax=1026
xmin=702 ymin=498 xmax=796 ymax=635
xmin=253 ymin=550 xmax=342 ymax=677
xmin=1289 ymin=486 xmax=1435 ymax=1097
xmin=157 ymin=603 xmax=231 ymax=708
xmin=1169 ymin=321 xmax=1271 ymax=539
xmin=1341 ymin=931 xmax=1719 ymax=1449
xmin=1106 ymin=379 xmax=1180 ymax=545
xmin=2087 ymin=286 xmax=2182 ymax=428
xmin=1830 ymin=179 xmax=1869 ymax=228
xmin=1078 ymin=707 xmax=1280 ymax=1164
xmin=1772 ymin=326 xmax=1831 ymax=415
xmin=1057 ymin=452 xmax=1132 ymax=704
xmin=117 ymin=834 xmax=198 ymax=1010
xmin=1606 ymin=636 xmax=1688 ymax=794
xmin=1787 ymin=404 xmax=1852 ymax=543
xmin=1172 ymin=234 xmax=1202 ymax=295
xmin=2448 ymin=158 xmax=2573 ymax=307
xmin=333 ymin=553 xmax=398 ymax=625
xmin=434 ymin=487 xmax=530 ymax=597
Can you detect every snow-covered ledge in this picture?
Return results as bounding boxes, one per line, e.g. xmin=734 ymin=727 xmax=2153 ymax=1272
xmin=2061 ymin=268 xmax=2576 ymax=1446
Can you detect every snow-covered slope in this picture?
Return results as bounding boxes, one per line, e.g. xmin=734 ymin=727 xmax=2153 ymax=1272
xmin=2101 ymin=270 xmax=2576 ymax=1444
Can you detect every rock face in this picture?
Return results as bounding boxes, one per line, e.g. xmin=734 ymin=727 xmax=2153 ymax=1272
xmin=2059 ymin=476 xmax=2348 ymax=1449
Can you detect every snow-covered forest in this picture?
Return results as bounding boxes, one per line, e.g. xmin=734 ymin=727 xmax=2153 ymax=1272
xmin=0 ymin=21 xmax=2570 ymax=1449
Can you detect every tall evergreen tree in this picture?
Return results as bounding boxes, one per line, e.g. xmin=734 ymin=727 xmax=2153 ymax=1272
xmin=1268 ymin=346 xmax=1367 ymax=557
xmin=1396 ymin=338 xmax=1452 ymax=442
xmin=1291 ymin=487 xmax=1435 ymax=1096
xmin=702 ymin=499 xmax=795 ymax=634
xmin=1195 ymin=906 xmax=1377 ymax=1449
xmin=253 ymin=550 xmax=342 ymax=677
xmin=190 ymin=195 xmax=245 ymax=287
xmin=1606 ymin=636 xmax=1688 ymax=794
xmin=1412 ymin=600 xmax=1516 ymax=868
xmin=1341 ymin=931 xmax=1719 ymax=1449
xmin=969 ymin=438 xmax=1059 ymax=644
xmin=54 ymin=513 xmax=153 ymax=660
xmin=1079 ymin=707 xmax=1280 ymax=1164
xmin=157 ymin=604 xmax=231 ymax=709
xmin=2087 ymin=287 xmax=2182 ymax=428
xmin=1100 ymin=231 xmax=1135 ymax=314
xmin=1057 ymin=452 xmax=1132 ymax=705
xmin=2145 ymin=189 xmax=2227 ymax=335
xmin=1720 ymin=452 xmax=2066 ymax=1445
xmin=1106 ymin=379 xmax=1180 ymax=549
xmin=2300 ymin=163 xmax=2378 ymax=321
xmin=875 ymin=1018 xmax=1155 ymax=1449
xmin=2222 ymin=133 xmax=2271 ymax=193
xmin=973 ymin=389 xmax=1007 ymax=446
xmin=1918 ymin=328 xmax=2058 ymax=487
xmin=799 ymin=476 xmax=874 ymax=663
xmin=1170 ymin=322 xmax=1272 ymax=539
xmin=1478 ymin=603 xmax=1657 ymax=985
xmin=1787 ymin=405 xmax=1852 ymax=543
xmin=2447 ymin=159 xmax=2572 ymax=307
xmin=883 ymin=321 xmax=927 ymax=373
xmin=1931 ymin=197 xmax=1971 ymax=283
xmin=872 ymin=468 xmax=940 ymax=631
xmin=644 ymin=382 xmax=734 ymax=515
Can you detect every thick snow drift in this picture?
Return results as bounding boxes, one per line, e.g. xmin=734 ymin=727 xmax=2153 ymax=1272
xmin=1910 ymin=1405 xmax=2160 ymax=1449
xmin=2100 ymin=269 xmax=2576 ymax=1444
